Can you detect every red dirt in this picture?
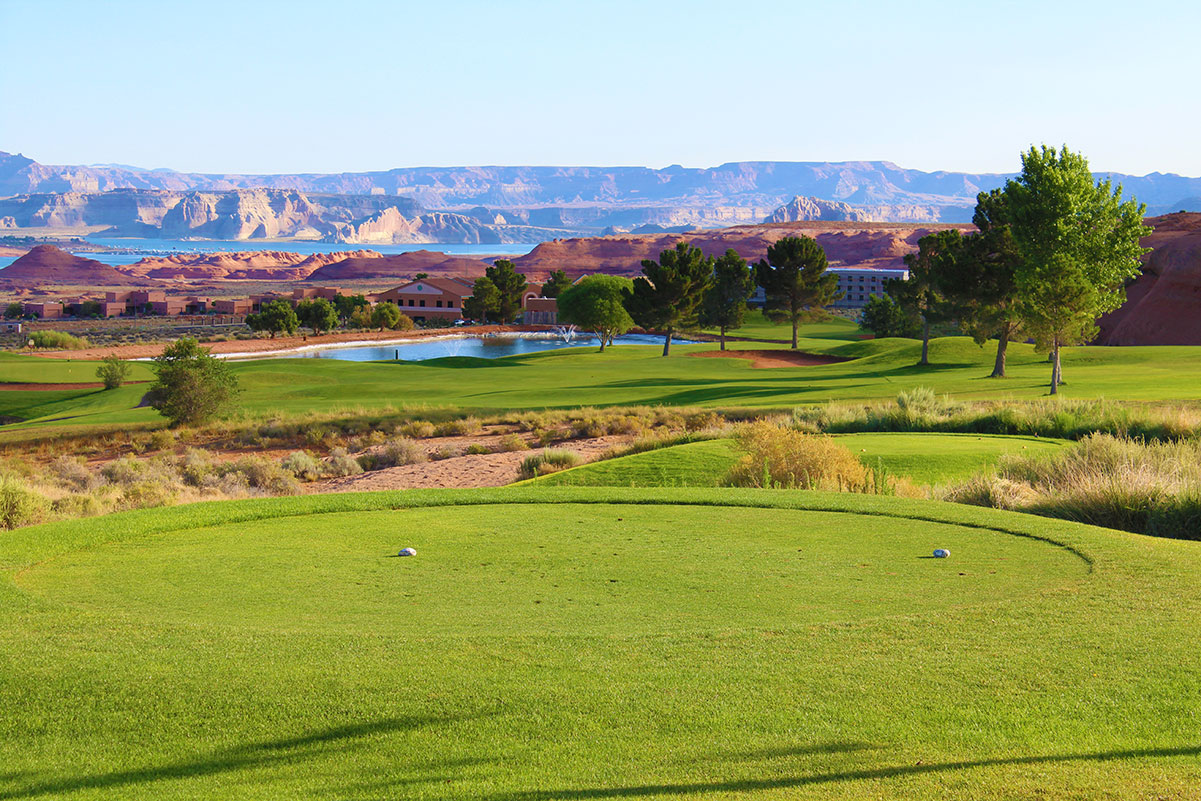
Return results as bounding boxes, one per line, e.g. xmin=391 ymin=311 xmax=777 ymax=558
xmin=690 ymin=349 xmax=850 ymax=368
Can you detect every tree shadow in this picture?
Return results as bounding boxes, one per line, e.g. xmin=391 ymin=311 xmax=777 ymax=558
xmin=491 ymin=744 xmax=1201 ymax=800
xmin=0 ymin=713 xmax=471 ymax=800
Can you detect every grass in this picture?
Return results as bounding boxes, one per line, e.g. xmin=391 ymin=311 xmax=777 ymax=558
xmin=531 ymin=433 xmax=1070 ymax=489
xmin=8 ymin=319 xmax=1201 ymax=437
xmin=2 ymin=487 xmax=1201 ymax=799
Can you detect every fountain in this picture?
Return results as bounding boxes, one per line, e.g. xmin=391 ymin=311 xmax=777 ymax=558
xmin=553 ymin=324 xmax=578 ymax=344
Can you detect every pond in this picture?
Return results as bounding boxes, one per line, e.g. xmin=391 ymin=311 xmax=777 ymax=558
xmin=236 ymin=333 xmax=687 ymax=362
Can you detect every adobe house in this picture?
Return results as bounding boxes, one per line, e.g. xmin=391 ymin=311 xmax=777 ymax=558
xmin=524 ymin=297 xmax=558 ymax=325
xmin=184 ymin=296 xmax=211 ymax=314
xmin=374 ymin=278 xmax=472 ymax=321
xmin=106 ymin=290 xmax=166 ymax=315
xmin=212 ymin=298 xmax=252 ymax=315
xmin=23 ymin=302 xmax=62 ymax=319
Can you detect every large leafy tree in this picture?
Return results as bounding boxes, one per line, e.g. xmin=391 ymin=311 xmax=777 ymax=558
xmin=245 ymin=299 xmax=299 ymax=339
xmin=858 ymin=294 xmax=921 ymax=339
xmin=296 ymin=298 xmax=339 ymax=335
xmin=463 ymin=277 xmax=501 ymax=322
xmin=333 ymin=293 xmax=369 ymax=322
xmin=146 ymin=337 xmax=239 ymax=426
xmin=699 ymin=249 xmax=755 ymax=350
xmin=556 ymin=274 xmax=634 ymax=352
xmin=755 ymin=236 xmax=841 ymax=349
xmin=626 ymin=241 xmax=714 ymax=356
xmin=891 ymin=229 xmax=962 ymax=366
xmin=938 ymin=190 xmax=1023 ymax=378
xmin=485 ymin=260 xmax=528 ymax=323
xmin=541 ymin=269 xmax=572 ymax=298
xmin=1004 ymin=145 xmax=1151 ymax=394
xmin=369 ymin=303 xmax=402 ymax=331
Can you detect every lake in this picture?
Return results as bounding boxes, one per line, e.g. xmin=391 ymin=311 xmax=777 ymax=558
xmin=233 ymin=333 xmax=680 ymax=361
xmin=0 ymin=238 xmax=536 ymax=269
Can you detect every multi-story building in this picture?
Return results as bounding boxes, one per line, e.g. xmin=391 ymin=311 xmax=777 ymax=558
xmin=830 ymin=267 xmax=909 ymax=308
xmin=373 ymin=278 xmax=473 ymax=322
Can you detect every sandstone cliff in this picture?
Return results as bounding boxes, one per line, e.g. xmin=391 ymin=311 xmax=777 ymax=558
xmin=1098 ymin=213 xmax=1201 ymax=345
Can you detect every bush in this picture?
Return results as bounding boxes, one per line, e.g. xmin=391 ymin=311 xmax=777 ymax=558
xmin=725 ymin=420 xmax=873 ymax=491
xmin=281 ymin=450 xmax=323 ymax=481
xmin=465 ymin=443 xmax=492 ymax=455
xmin=225 ymin=456 xmax=299 ymax=495
xmin=146 ymin=338 xmax=239 ymax=426
xmin=397 ymin=420 xmax=436 ymax=439
xmin=29 ymin=330 xmax=89 ymax=350
xmin=0 ymin=477 xmax=47 ymax=529
xmin=96 ymin=354 xmax=131 ymax=389
xmin=518 ymin=449 xmax=581 ymax=480
xmin=498 ymin=434 xmax=529 ymax=452
xmin=434 ymin=417 xmax=481 ymax=437
xmin=357 ymin=438 xmax=426 ymax=471
xmin=325 ymin=448 xmax=363 ymax=477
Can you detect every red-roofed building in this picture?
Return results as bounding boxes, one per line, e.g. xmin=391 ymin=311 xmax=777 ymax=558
xmin=374 ymin=278 xmax=473 ymax=321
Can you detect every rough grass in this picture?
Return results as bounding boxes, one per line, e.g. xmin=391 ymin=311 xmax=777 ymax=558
xmin=2 ymin=488 xmax=1200 ymax=799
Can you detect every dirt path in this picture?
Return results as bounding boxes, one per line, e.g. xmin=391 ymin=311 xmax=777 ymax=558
xmin=309 ymin=434 xmax=628 ymax=492
xmin=690 ymin=349 xmax=850 ymax=368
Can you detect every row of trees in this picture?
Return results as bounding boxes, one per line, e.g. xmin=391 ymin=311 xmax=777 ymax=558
xmin=861 ymin=145 xmax=1150 ymax=392
xmin=557 ymin=236 xmax=843 ymax=355
xmin=246 ymin=292 xmax=418 ymax=338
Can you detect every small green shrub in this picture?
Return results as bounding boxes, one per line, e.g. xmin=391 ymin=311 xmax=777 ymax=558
xmin=281 ymin=450 xmax=323 ymax=481
xmin=518 ymin=449 xmax=581 ymax=480
xmin=357 ymin=438 xmax=426 ymax=471
xmin=325 ymin=448 xmax=363 ymax=477
xmin=498 ymin=434 xmax=529 ymax=452
xmin=29 ymin=330 xmax=89 ymax=350
xmin=96 ymin=354 xmax=131 ymax=389
xmin=465 ymin=443 xmax=492 ymax=455
xmin=0 ymin=477 xmax=47 ymax=529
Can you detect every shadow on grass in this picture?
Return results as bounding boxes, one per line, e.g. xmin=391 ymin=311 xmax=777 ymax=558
xmin=0 ymin=714 xmax=468 ymax=800
xmin=490 ymin=744 xmax=1201 ymax=799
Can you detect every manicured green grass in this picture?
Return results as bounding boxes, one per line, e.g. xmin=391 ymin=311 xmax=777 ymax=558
xmin=3 ymin=487 xmax=1201 ymax=799
xmin=7 ymin=320 xmax=1201 ymax=436
xmin=699 ymin=311 xmax=867 ymax=343
xmin=532 ymin=433 xmax=1071 ymax=488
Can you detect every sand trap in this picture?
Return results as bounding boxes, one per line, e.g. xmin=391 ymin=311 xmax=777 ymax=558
xmin=690 ymin=349 xmax=849 ymax=368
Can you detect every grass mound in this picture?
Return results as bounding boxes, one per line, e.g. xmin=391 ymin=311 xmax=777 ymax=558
xmin=3 ymin=488 xmax=1200 ymax=799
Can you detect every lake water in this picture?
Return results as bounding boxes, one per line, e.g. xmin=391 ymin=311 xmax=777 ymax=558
xmin=0 ymin=238 xmax=535 ymax=269
xmin=236 ymin=333 xmax=681 ymax=361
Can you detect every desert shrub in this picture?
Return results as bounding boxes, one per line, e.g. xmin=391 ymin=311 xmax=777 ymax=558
xmin=397 ymin=420 xmax=436 ymax=439
xmin=101 ymin=456 xmax=142 ymax=484
xmin=118 ymin=480 xmax=178 ymax=510
xmin=50 ymin=455 xmax=98 ymax=491
xmin=465 ymin=443 xmax=492 ymax=455
xmin=357 ymin=437 xmax=426 ymax=471
xmin=325 ymin=448 xmax=364 ymax=477
xmin=0 ymin=477 xmax=48 ymax=529
xmin=434 ymin=417 xmax=481 ymax=437
xmin=725 ymin=420 xmax=873 ymax=491
xmin=178 ymin=448 xmax=216 ymax=487
xmin=148 ymin=429 xmax=176 ymax=452
xmin=518 ymin=449 xmax=581 ymax=480
xmin=51 ymin=493 xmax=105 ymax=519
xmin=29 ymin=330 xmax=89 ymax=350
xmin=281 ymin=450 xmax=323 ymax=481
xmin=431 ymin=445 xmax=458 ymax=460
xmin=96 ymin=354 xmax=131 ymax=389
xmin=498 ymin=434 xmax=529 ymax=452
xmin=942 ymin=434 xmax=1201 ymax=539
xmin=225 ymin=456 xmax=299 ymax=495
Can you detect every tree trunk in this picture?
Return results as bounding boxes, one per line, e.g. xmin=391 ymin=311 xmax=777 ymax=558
xmin=598 ymin=331 xmax=606 ymax=353
xmin=990 ymin=322 xmax=1010 ymax=378
xmin=791 ymin=318 xmax=799 ymax=350
xmin=662 ymin=326 xmax=673 ymax=357
xmin=1050 ymin=341 xmax=1061 ymax=394
xmin=919 ymin=318 xmax=930 ymax=365
xmin=719 ymin=326 xmax=727 ymax=351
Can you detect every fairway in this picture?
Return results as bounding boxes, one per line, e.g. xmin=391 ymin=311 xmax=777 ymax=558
xmin=4 ymin=488 xmax=1201 ymax=799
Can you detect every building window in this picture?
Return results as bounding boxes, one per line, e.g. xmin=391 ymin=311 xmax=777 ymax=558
xmin=447 ymin=299 xmax=454 ymax=307
xmin=436 ymin=300 xmax=443 ymax=308
xmin=408 ymin=299 xmax=415 ymax=306
xmin=419 ymin=300 xmax=426 ymax=307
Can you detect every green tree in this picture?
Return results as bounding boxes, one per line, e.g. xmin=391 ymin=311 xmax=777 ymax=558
xmin=463 ymin=277 xmax=501 ymax=322
xmin=557 ymin=274 xmax=635 ymax=352
xmin=3 ymin=303 xmax=22 ymax=319
xmin=939 ymin=190 xmax=1023 ymax=377
xmin=369 ymin=303 xmax=402 ymax=331
xmin=858 ymin=294 xmax=921 ymax=339
xmin=485 ymin=260 xmax=528 ymax=323
xmin=541 ymin=269 xmax=572 ymax=298
xmin=245 ymin=299 xmax=299 ymax=339
xmin=95 ymin=354 xmax=130 ymax=390
xmin=145 ymin=338 xmax=239 ymax=426
xmin=626 ymin=241 xmax=714 ymax=356
xmin=699 ymin=249 xmax=755 ymax=350
xmin=296 ymin=298 xmax=339 ymax=335
xmin=755 ymin=236 xmax=842 ymax=349
xmin=891 ymin=229 xmax=962 ymax=366
xmin=1004 ymin=145 xmax=1151 ymax=393
xmin=333 ymin=293 xmax=369 ymax=322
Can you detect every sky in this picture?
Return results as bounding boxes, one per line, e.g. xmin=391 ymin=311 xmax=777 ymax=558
xmin=2 ymin=0 xmax=1199 ymax=177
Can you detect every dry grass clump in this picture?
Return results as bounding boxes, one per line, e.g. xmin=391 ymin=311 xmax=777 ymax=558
xmin=498 ymin=434 xmax=530 ymax=452
xmin=434 ymin=417 xmax=481 ymax=437
xmin=357 ymin=438 xmax=426 ymax=471
xmin=725 ymin=421 xmax=873 ymax=491
xmin=518 ymin=450 xmax=581 ymax=480
xmin=941 ymin=433 xmax=1201 ymax=539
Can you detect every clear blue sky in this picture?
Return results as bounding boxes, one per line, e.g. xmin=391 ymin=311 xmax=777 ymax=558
xmin=2 ymin=0 xmax=1198 ymax=176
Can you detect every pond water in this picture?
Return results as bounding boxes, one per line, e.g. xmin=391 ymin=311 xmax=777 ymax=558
xmin=239 ymin=333 xmax=685 ymax=362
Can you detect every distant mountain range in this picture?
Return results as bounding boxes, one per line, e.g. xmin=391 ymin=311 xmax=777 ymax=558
xmin=2 ymin=152 xmax=1199 ymax=241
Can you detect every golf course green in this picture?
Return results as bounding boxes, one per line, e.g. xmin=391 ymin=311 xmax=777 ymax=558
xmin=3 ymin=487 xmax=1200 ymax=799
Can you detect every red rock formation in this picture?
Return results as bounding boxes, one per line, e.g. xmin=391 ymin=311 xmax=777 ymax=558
xmin=511 ymin=221 xmax=975 ymax=278
xmin=121 ymin=250 xmax=381 ymax=281
xmin=307 ymin=250 xmax=489 ymax=281
xmin=1098 ymin=213 xmax=1201 ymax=345
xmin=0 ymin=245 xmax=142 ymax=286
